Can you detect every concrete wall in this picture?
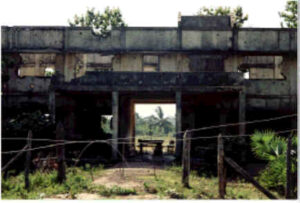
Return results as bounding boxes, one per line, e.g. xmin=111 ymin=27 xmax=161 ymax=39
xmin=245 ymin=55 xmax=297 ymax=111
xmin=113 ymin=54 xmax=143 ymax=71
xmin=112 ymin=53 xmax=227 ymax=72
xmin=2 ymin=26 xmax=296 ymax=53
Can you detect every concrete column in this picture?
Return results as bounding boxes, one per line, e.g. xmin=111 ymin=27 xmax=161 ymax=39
xmin=220 ymin=111 xmax=227 ymax=135
xmin=119 ymin=96 xmax=131 ymax=157
xmin=175 ymin=91 xmax=182 ymax=158
xmin=129 ymin=100 xmax=135 ymax=155
xmin=239 ymin=90 xmax=246 ymax=136
xmin=48 ymin=90 xmax=56 ymax=124
xmin=112 ymin=91 xmax=119 ymax=160
xmin=63 ymin=54 xmax=76 ymax=82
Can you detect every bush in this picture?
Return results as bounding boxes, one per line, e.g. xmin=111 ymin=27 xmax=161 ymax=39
xmin=97 ymin=185 xmax=136 ymax=197
xmin=250 ymin=130 xmax=297 ymax=195
xmin=144 ymin=182 xmax=158 ymax=194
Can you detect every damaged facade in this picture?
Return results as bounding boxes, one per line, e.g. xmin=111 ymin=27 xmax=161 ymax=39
xmin=1 ymin=16 xmax=297 ymax=161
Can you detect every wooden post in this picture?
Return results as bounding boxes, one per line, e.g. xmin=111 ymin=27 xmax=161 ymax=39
xmin=175 ymin=91 xmax=182 ymax=158
xmin=218 ymin=134 xmax=226 ymax=198
xmin=285 ymin=134 xmax=292 ymax=199
xmin=225 ymin=156 xmax=277 ymax=199
xmin=2 ymin=145 xmax=28 ymax=172
xmin=56 ymin=122 xmax=66 ymax=183
xmin=112 ymin=91 xmax=119 ymax=160
xmin=182 ymin=131 xmax=190 ymax=188
xmin=25 ymin=130 xmax=32 ymax=190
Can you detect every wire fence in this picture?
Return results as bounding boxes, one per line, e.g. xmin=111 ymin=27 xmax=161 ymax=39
xmin=1 ymin=113 xmax=298 ymax=199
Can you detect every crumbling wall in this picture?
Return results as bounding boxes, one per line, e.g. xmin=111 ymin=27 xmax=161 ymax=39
xmin=113 ymin=54 xmax=142 ymax=71
xmin=18 ymin=53 xmax=56 ymax=77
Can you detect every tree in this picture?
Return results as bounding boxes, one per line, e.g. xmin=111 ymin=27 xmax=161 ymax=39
xmin=279 ymin=1 xmax=298 ymax=28
xmin=197 ymin=6 xmax=248 ymax=28
xmin=154 ymin=107 xmax=174 ymax=135
xmin=68 ymin=7 xmax=126 ymax=37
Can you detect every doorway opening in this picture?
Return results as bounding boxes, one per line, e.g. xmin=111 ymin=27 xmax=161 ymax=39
xmin=134 ymin=103 xmax=176 ymax=156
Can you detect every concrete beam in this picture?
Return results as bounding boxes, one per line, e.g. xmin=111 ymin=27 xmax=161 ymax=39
xmin=2 ymin=26 xmax=296 ymax=54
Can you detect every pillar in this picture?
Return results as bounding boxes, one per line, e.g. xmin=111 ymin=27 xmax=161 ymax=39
xmin=112 ymin=91 xmax=119 ymax=160
xmin=129 ymin=100 xmax=135 ymax=155
xmin=239 ymin=89 xmax=246 ymax=136
xmin=220 ymin=111 xmax=227 ymax=135
xmin=175 ymin=91 xmax=182 ymax=158
xmin=48 ymin=90 xmax=56 ymax=124
xmin=239 ymin=89 xmax=246 ymax=162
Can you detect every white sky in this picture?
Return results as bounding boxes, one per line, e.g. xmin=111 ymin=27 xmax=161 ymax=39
xmin=1 ymin=0 xmax=287 ymax=27
xmin=0 ymin=0 xmax=289 ymax=117
xmin=135 ymin=104 xmax=175 ymax=118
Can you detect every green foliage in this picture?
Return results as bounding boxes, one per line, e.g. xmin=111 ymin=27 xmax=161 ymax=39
xmin=101 ymin=115 xmax=112 ymax=134
xmin=135 ymin=107 xmax=175 ymax=137
xmin=279 ymin=1 xmax=298 ymax=28
xmin=250 ymin=130 xmax=287 ymax=161
xmin=2 ymin=166 xmax=104 ymax=199
xmin=144 ymin=182 xmax=158 ymax=194
xmin=95 ymin=185 xmax=136 ymax=197
xmin=257 ymin=156 xmax=286 ymax=190
xmin=2 ymin=163 xmax=281 ymax=199
xmin=68 ymin=7 xmax=126 ymax=37
xmin=197 ymin=6 xmax=248 ymax=28
xmin=250 ymin=130 xmax=297 ymax=194
xmin=3 ymin=111 xmax=54 ymax=137
xmin=141 ymin=166 xmax=271 ymax=199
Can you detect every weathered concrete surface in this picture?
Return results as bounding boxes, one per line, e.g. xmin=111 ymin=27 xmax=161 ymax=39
xmin=180 ymin=16 xmax=231 ymax=29
xmin=54 ymin=71 xmax=244 ymax=91
xmin=5 ymin=76 xmax=51 ymax=93
xmin=2 ymin=26 xmax=296 ymax=53
xmin=245 ymin=80 xmax=289 ymax=96
xmin=182 ymin=30 xmax=232 ymax=50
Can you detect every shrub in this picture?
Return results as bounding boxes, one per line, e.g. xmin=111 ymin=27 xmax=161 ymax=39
xmin=250 ymin=130 xmax=297 ymax=195
xmin=144 ymin=182 xmax=158 ymax=194
xmin=97 ymin=185 xmax=136 ymax=196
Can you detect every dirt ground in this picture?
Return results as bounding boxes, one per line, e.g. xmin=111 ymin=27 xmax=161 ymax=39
xmin=93 ymin=162 xmax=163 ymax=189
xmin=47 ymin=162 xmax=165 ymax=200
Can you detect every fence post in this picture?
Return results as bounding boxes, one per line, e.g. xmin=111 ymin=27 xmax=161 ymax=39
xmin=218 ymin=133 xmax=226 ymax=199
xmin=182 ymin=131 xmax=191 ymax=188
xmin=225 ymin=156 xmax=277 ymax=199
xmin=56 ymin=122 xmax=66 ymax=183
xmin=25 ymin=130 xmax=32 ymax=190
xmin=285 ymin=134 xmax=292 ymax=199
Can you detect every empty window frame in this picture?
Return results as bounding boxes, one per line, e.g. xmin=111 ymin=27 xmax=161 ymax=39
xmin=143 ymin=55 xmax=159 ymax=72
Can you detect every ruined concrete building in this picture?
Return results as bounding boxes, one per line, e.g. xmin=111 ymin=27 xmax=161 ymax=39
xmin=2 ymin=16 xmax=297 ymax=159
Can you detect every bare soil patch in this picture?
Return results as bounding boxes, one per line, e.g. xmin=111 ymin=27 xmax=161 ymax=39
xmin=93 ymin=162 xmax=163 ymax=190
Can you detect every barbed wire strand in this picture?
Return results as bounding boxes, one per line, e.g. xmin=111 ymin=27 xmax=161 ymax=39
xmin=2 ymin=113 xmax=297 ymax=143
xmin=2 ymin=128 xmax=297 ymax=155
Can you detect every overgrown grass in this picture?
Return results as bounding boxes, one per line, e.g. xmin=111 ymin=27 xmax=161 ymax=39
xmin=140 ymin=165 xmax=282 ymax=199
xmin=2 ymin=164 xmax=104 ymax=199
xmin=94 ymin=185 xmax=136 ymax=197
xmin=2 ymin=164 xmax=283 ymax=199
